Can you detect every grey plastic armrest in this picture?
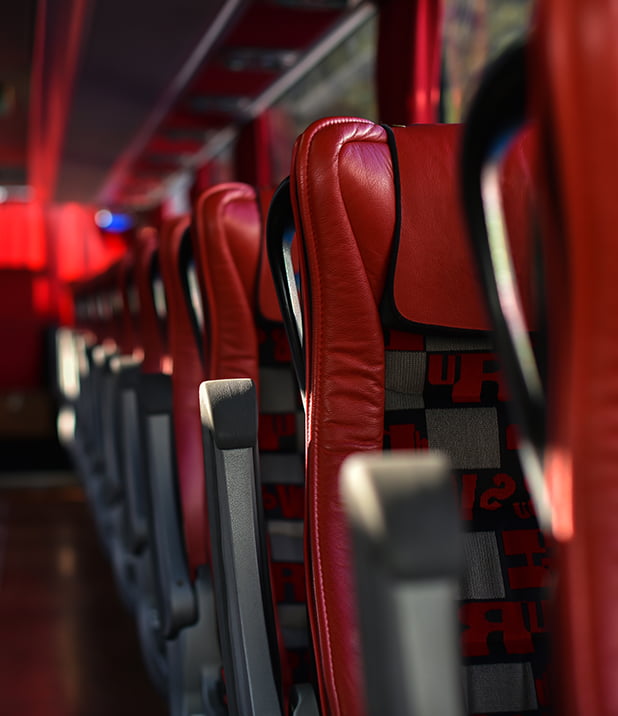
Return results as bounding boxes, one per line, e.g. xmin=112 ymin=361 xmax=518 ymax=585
xmin=86 ymin=344 xmax=114 ymax=474
xmin=100 ymin=356 xmax=142 ymax=504
xmin=109 ymin=356 xmax=148 ymax=551
xmin=200 ymin=378 xmax=282 ymax=716
xmin=55 ymin=327 xmax=81 ymax=402
xmin=139 ymin=373 xmax=197 ymax=639
xmin=341 ymin=451 xmax=464 ymax=716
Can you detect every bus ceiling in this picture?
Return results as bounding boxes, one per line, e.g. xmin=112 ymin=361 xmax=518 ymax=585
xmin=1 ymin=0 xmax=442 ymax=211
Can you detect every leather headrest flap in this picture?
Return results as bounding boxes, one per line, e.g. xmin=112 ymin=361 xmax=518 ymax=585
xmin=256 ymin=186 xmax=282 ymax=323
xmin=383 ymin=124 xmax=535 ymax=332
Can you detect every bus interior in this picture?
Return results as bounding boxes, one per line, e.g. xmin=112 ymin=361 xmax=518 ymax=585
xmin=0 ymin=1 xmax=613 ymax=715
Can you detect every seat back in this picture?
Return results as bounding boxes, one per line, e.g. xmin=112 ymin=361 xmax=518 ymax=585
xmin=192 ymin=182 xmax=310 ymax=706
xmin=117 ymin=226 xmax=170 ymax=554
xmin=533 ymin=4 xmax=618 ymax=712
xmin=281 ymin=117 xmax=549 ymax=716
xmin=92 ymin=259 xmax=128 ymax=352
xmin=459 ymin=8 xmax=618 ymax=714
xmin=192 ymin=183 xmax=260 ymax=382
xmin=117 ymin=250 xmax=141 ymax=358
xmin=134 ymin=226 xmax=170 ymax=374
xmin=158 ymin=215 xmax=209 ymax=574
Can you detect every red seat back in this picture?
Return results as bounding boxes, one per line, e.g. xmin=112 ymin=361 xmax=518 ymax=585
xmin=158 ymin=215 xmax=209 ymax=574
xmin=288 ymin=117 xmax=548 ymax=715
xmin=134 ymin=227 xmax=169 ymax=374
xmin=192 ymin=183 xmax=261 ymax=382
xmin=533 ymin=1 xmax=618 ymax=712
xmin=116 ymin=252 xmax=140 ymax=357
xmin=193 ymin=182 xmax=311 ymax=702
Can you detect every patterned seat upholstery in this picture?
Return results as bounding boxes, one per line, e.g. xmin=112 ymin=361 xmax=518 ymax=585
xmin=283 ymin=117 xmax=550 ymax=716
xmin=255 ymin=189 xmax=312 ymax=692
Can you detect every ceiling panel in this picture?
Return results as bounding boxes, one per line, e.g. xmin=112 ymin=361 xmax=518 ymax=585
xmin=0 ymin=0 xmax=38 ymax=186
xmin=54 ymin=0 xmax=240 ymax=202
xmin=48 ymin=0 xmax=369 ymax=207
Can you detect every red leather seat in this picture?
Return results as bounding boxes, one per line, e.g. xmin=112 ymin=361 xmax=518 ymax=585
xmin=116 ymin=251 xmax=141 ymax=359
xmin=192 ymin=183 xmax=261 ymax=382
xmin=192 ymin=183 xmax=310 ymax=708
xmin=532 ymin=2 xmax=618 ymax=712
xmin=283 ymin=117 xmax=550 ymax=716
xmin=158 ymin=215 xmax=210 ymax=574
xmin=133 ymin=226 xmax=170 ymax=376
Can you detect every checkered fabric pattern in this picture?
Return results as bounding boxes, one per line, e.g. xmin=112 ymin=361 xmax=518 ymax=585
xmin=257 ymin=320 xmax=312 ymax=685
xmin=384 ymin=328 xmax=551 ymax=716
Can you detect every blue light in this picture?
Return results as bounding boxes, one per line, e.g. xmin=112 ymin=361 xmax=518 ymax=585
xmin=95 ymin=209 xmax=134 ymax=232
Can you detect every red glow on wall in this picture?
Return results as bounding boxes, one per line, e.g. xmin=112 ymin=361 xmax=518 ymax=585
xmin=0 ymin=202 xmax=46 ymax=270
xmin=47 ymin=203 xmax=127 ymax=283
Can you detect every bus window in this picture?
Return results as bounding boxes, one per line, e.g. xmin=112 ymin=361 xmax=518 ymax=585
xmin=442 ymin=0 xmax=534 ymax=122
xmin=275 ymin=12 xmax=377 ymax=134
xmin=269 ymin=10 xmax=377 ymax=183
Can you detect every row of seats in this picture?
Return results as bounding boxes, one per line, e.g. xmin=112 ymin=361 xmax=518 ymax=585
xmin=57 ymin=78 xmax=552 ymax=716
xmin=61 ymin=183 xmax=310 ymax=715
xmin=270 ymin=118 xmax=549 ymax=716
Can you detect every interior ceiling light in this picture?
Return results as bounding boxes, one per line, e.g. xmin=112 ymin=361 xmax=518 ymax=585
xmin=95 ymin=209 xmax=134 ymax=232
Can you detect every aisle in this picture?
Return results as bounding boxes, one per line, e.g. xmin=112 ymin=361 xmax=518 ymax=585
xmin=0 ymin=482 xmax=169 ymax=716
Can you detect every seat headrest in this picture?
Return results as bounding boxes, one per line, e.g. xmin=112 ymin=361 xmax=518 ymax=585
xmin=256 ymin=186 xmax=282 ymax=324
xmin=383 ymin=124 xmax=535 ymax=332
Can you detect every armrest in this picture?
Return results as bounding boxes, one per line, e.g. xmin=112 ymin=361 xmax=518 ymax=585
xmin=55 ymin=327 xmax=80 ymax=403
xmin=341 ymin=451 xmax=464 ymax=716
xmin=88 ymin=344 xmax=118 ymax=474
xmin=200 ymin=378 xmax=282 ymax=716
xmin=139 ymin=372 xmax=197 ymax=639
xmin=109 ymin=356 xmax=147 ymax=552
xmin=73 ymin=336 xmax=93 ymax=448
xmin=99 ymin=355 xmax=143 ymax=505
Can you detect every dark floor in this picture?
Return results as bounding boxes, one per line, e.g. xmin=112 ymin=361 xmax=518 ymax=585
xmin=0 ymin=437 xmax=72 ymax=471
xmin=0 ymin=480 xmax=169 ymax=716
